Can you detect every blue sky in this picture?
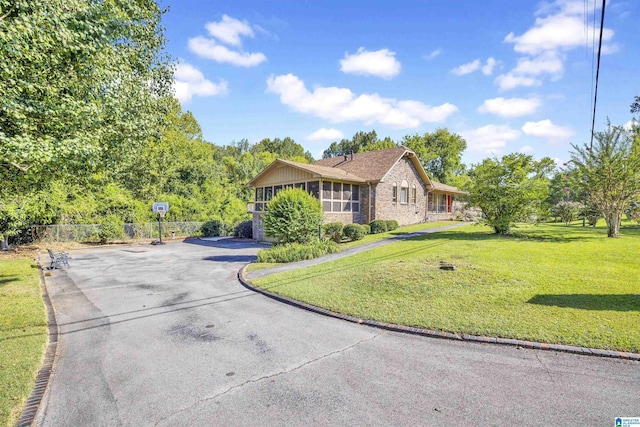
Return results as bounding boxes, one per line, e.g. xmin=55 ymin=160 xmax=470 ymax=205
xmin=163 ymin=0 xmax=639 ymax=164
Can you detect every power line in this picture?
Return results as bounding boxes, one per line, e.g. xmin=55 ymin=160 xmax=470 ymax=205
xmin=590 ymin=0 xmax=606 ymax=150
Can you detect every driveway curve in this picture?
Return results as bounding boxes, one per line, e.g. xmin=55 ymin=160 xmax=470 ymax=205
xmin=37 ymin=239 xmax=639 ymax=426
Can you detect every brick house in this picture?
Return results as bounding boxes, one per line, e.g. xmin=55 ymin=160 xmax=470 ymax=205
xmin=247 ymin=146 xmax=465 ymax=241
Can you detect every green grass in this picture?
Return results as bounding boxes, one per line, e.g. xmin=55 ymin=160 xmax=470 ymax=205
xmin=0 ymin=259 xmax=47 ymax=427
xmin=252 ymin=221 xmax=640 ymax=352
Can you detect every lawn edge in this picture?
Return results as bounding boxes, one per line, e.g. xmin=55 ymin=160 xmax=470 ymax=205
xmin=15 ymin=254 xmax=60 ymax=427
xmin=238 ymin=264 xmax=640 ymax=362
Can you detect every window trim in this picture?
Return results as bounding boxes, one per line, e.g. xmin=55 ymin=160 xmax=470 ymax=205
xmin=392 ymin=183 xmax=398 ymax=203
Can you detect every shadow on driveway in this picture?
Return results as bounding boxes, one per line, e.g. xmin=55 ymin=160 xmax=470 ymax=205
xmin=203 ymin=255 xmax=256 ymax=263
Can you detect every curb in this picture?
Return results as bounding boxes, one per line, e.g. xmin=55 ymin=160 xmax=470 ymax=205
xmin=15 ymin=256 xmax=60 ymax=427
xmin=238 ymin=265 xmax=640 ymax=362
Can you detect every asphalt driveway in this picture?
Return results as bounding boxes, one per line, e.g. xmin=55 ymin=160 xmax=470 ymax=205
xmin=37 ymin=239 xmax=639 ymax=426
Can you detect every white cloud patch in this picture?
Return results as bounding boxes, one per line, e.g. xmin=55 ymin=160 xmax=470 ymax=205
xmin=424 ymin=49 xmax=442 ymax=60
xmin=451 ymin=59 xmax=481 ymax=76
xmin=497 ymin=0 xmax=616 ymax=90
xmin=481 ymin=57 xmax=498 ymax=75
xmin=205 ymin=15 xmax=254 ymax=47
xmin=461 ymin=124 xmax=521 ymax=154
xmin=522 ymin=119 xmax=575 ymax=143
xmin=173 ymin=62 xmax=228 ymax=104
xmin=623 ymin=119 xmax=639 ymax=131
xmin=266 ymin=73 xmax=458 ymax=128
xmin=340 ymin=48 xmax=401 ymax=79
xmin=495 ymin=73 xmax=541 ymax=91
xmin=188 ymin=15 xmax=267 ymax=67
xmin=478 ymin=97 xmax=541 ymax=118
xmin=306 ymin=128 xmax=345 ymax=141
xmin=519 ymin=145 xmax=534 ymax=153
xmin=452 ymin=58 xmax=499 ymax=76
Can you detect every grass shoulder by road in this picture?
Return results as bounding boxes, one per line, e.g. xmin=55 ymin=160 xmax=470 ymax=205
xmin=245 ymin=221 xmax=454 ymax=273
xmin=251 ymin=221 xmax=640 ymax=353
xmin=0 ymin=258 xmax=48 ymax=427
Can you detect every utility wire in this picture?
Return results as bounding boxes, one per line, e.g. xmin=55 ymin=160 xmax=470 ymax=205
xmin=590 ymin=0 xmax=606 ymax=150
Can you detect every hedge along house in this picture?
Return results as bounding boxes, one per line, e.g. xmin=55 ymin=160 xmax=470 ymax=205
xmin=246 ymin=146 xmax=465 ymax=241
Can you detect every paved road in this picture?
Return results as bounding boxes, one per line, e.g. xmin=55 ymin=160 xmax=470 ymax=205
xmin=38 ymin=239 xmax=639 ymax=426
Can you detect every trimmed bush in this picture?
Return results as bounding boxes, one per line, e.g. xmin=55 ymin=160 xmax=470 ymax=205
xmin=342 ymin=224 xmax=366 ymax=241
xmin=262 ymin=188 xmax=322 ymax=244
xmin=98 ymin=215 xmax=123 ymax=243
xmin=234 ymin=220 xmax=253 ymax=239
xmin=323 ymin=222 xmax=343 ymax=243
xmin=385 ymin=220 xmax=399 ymax=231
xmin=256 ymin=240 xmax=339 ymax=263
xmin=362 ymin=224 xmax=371 ymax=235
xmin=369 ymin=219 xmax=388 ymax=234
xmin=201 ymin=219 xmax=226 ymax=237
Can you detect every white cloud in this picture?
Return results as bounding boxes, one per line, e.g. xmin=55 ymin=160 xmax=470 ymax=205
xmin=623 ymin=119 xmax=639 ymax=131
xmin=306 ymin=128 xmax=345 ymax=141
xmin=461 ymin=124 xmax=521 ymax=154
xmin=173 ymin=63 xmax=228 ymax=104
xmin=512 ymin=52 xmax=564 ymax=78
xmin=478 ymin=97 xmax=541 ymax=118
xmin=522 ymin=119 xmax=575 ymax=143
xmin=519 ymin=145 xmax=534 ymax=153
xmin=266 ymin=73 xmax=458 ymax=128
xmin=205 ymin=15 xmax=254 ymax=47
xmin=481 ymin=57 xmax=498 ymax=75
xmin=451 ymin=59 xmax=481 ymax=76
xmin=340 ymin=48 xmax=401 ymax=79
xmin=188 ymin=36 xmax=266 ymax=67
xmin=498 ymin=0 xmax=616 ymax=90
xmin=452 ymin=58 xmax=500 ymax=76
xmin=495 ymin=73 xmax=540 ymax=90
xmin=424 ymin=49 xmax=441 ymax=60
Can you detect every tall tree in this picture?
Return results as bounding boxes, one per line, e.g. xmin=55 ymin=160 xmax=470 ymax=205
xmin=402 ymin=128 xmax=467 ymax=184
xmin=631 ymin=96 xmax=640 ymax=113
xmin=569 ymin=123 xmax=640 ymax=237
xmin=467 ymin=153 xmax=555 ymax=234
xmin=322 ymin=130 xmax=381 ymax=158
xmin=252 ymin=137 xmax=314 ymax=163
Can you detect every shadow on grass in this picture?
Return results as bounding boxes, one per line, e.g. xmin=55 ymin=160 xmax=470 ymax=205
xmin=0 ymin=275 xmax=18 ymax=287
xmin=528 ymin=294 xmax=640 ymax=312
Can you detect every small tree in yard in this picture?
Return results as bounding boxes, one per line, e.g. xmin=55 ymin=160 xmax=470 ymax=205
xmin=262 ymin=188 xmax=322 ymax=244
xmin=467 ymin=153 xmax=555 ymax=234
xmin=569 ymin=124 xmax=640 ymax=237
xmin=552 ymin=201 xmax=583 ymax=225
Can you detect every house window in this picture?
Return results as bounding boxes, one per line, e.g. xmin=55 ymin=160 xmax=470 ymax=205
xmin=273 ymin=185 xmax=283 ymax=197
xmin=392 ymin=183 xmax=397 ymax=203
xmin=321 ymin=180 xmax=360 ymax=213
xmin=265 ymin=186 xmax=273 ymax=201
xmin=411 ymin=185 xmax=417 ymax=204
xmin=400 ymin=180 xmax=408 ymax=204
xmin=307 ymin=181 xmax=320 ymax=199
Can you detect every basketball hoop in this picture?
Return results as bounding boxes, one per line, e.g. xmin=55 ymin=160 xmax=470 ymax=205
xmin=151 ymin=202 xmax=169 ymax=245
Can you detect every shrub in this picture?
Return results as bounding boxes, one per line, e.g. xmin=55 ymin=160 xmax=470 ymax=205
xmin=362 ymin=224 xmax=371 ymax=235
xmin=342 ymin=224 xmax=366 ymax=241
xmin=627 ymin=202 xmax=640 ymax=224
xmin=552 ymin=201 xmax=583 ymax=225
xmin=369 ymin=219 xmax=388 ymax=234
xmin=201 ymin=219 xmax=226 ymax=237
xmin=323 ymin=222 xmax=343 ymax=243
xmin=385 ymin=220 xmax=399 ymax=231
xmin=256 ymin=240 xmax=339 ymax=263
xmin=98 ymin=215 xmax=123 ymax=243
xmin=262 ymin=188 xmax=322 ymax=244
xmin=234 ymin=220 xmax=253 ymax=239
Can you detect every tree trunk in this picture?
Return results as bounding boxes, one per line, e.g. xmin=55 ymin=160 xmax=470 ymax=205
xmin=1 ymin=235 xmax=8 ymax=251
xmin=605 ymin=211 xmax=621 ymax=238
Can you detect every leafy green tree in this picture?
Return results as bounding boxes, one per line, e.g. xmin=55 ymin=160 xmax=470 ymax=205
xmin=631 ymin=96 xmax=640 ymax=113
xmin=467 ymin=153 xmax=555 ymax=234
xmin=252 ymin=137 xmax=314 ymax=163
xmin=569 ymin=123 xmax=640 ymax=237
xmin=322 ymin=130 xmax=381 ymax=158
xmin=402 ymin=128 xmax=467 ymax=184
xmin=262 ymin=188 xmax=322 ymax=244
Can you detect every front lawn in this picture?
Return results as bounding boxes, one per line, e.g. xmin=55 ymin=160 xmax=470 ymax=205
xmin=251 ymin=222 xmax=640 ymax=352
xmin=0 ymin=259 xmax=48 ymax=427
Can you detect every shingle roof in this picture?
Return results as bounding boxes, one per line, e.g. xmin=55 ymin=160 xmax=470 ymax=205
xmin=314 ymin=146 xmax=408 ymax=182
xmin=431 ymin=181 xmax=466 ymax=194
xmin=246 ymin=158 xmax=366 ymax=187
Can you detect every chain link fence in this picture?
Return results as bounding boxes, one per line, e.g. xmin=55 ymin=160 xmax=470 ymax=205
xmin=29 ymin=222 xmax=205 ymax=243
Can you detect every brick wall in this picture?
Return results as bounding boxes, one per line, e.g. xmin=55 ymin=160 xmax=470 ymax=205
xmin=373 ymin=157 xmax=430 ymax=226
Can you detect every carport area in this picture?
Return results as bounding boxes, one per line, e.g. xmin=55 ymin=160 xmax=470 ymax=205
xmin=36 ymin=239 xmax=639 ymax=426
